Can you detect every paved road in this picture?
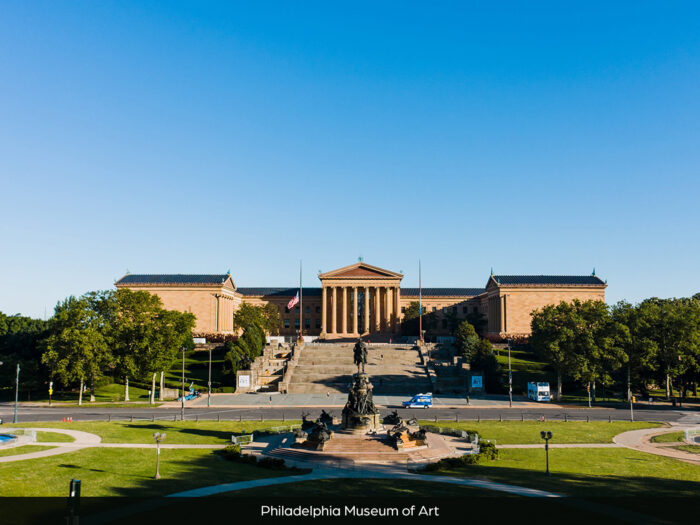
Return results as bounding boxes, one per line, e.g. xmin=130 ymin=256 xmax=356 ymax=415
xmin=1 ymin=403 xmax=697 ymax=424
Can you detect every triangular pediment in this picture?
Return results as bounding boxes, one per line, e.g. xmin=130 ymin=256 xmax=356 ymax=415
xmin=319 ymin=262 xmax=403 ymax=280
xmin=223 ymin=275 xmax=236 ymax=290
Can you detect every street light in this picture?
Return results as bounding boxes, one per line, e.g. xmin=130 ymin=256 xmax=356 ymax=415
xmin=540 ymin=430 xmax=553 ymax=475
xmin=153 ymin=432 xmax=166 ymax=479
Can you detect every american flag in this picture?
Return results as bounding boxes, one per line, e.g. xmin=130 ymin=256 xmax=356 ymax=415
xmin=287 ymin=291 xmax=299 ymax=310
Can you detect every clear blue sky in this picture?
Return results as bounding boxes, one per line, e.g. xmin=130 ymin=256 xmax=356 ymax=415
xmin=1 ymin=1 xmax=699 ymax=319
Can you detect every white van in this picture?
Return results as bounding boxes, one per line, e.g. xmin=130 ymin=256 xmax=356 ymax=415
xmin=527 ymin=382 xmax=551 ymax=402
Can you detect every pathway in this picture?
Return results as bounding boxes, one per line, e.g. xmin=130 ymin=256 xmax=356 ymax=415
xmin=0 ymin=427 xmax=101 ymax=463
xmin=613 ymin=425 xmax=700 ymax=464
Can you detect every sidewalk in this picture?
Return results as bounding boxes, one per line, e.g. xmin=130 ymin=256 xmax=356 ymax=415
xmin=613 ymin=426 xmax=700 ymax=464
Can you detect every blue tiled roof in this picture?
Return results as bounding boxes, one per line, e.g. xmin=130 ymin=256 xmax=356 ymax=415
xmin=492 ymin=275 xmax=606 ymax=286
xmin=401 ymin=288 xmax=485 ymax=297
xmin=237 ymin=287 xmax=323 ymax=297
xmin=116 ymin=274 xmax=230 ymax=285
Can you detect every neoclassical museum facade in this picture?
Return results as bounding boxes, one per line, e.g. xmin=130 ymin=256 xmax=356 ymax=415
xmin=115 ymin=261 xmax=607 ymax=341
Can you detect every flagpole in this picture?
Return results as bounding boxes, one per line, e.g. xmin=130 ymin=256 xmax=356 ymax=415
xmin=419 ymin=259 xmax=423 ymax=342
xmin=299 ymin=260 xmax=303 ymax=340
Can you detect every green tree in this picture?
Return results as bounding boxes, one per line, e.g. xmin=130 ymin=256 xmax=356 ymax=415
xmin=0 ymin=312 xmax=48 ymax=396
xmin=567 ymin=300 xmax=628 ymax=405
xmin=41 ymin=296 xmax=111 ymax=404
xmin=637 ymin=298 xmax=699 ymax=399
xmin=470 ymin=338 xmax=502 ymax=393
xmin=110 ymin=289 xmax=163 ymax=401
xmin=233 ymin=302 xmax=281 ymax=335
xmin=455 ymin=321 xmax=480 ymax=361
xmin=138 ymin=308 xmax=195 ymax=404
xmin=611 ymin=300 xmax=658 ymax=398
xmin=530 ymin=302 xmax=577 ymax=401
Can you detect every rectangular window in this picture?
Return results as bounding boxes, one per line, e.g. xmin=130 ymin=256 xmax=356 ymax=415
xmin=462 ymin=306 xmax=468 ymax=314
xmin=316 ymin=306 xmax=321 ymax=314
xmin=305 ymin=306 xmax=310 ymax=313
xmin=401 ymin=307 xmax=406 ymax=313
xmin=473 ymin=307 xmax=478 ymax=313
xmin=294 ymin=319 xmax=300 ymax=329
xmin=432 ymin=307 xmax=437 ymax=312
xmin=315 ymin=318 xmax=321 ymax=328
xmin=305 ymin=318 xmax=310 ymax=329
xmin=442 ymin=319 xmax=447 ymax=328
xmin=284 ymin=319 xmax=290 ymax=328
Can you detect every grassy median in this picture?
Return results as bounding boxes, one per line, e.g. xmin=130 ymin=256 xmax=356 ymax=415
xmin=418 ymin=420 xmax=663 ymax=444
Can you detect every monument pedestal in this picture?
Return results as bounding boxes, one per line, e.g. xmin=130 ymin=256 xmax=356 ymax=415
xmin=342 ymin=372 xmax=381 ymax=433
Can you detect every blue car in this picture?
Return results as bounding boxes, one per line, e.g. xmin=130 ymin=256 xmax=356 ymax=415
xmin=402 ymin=393 xmax=433 ymax=409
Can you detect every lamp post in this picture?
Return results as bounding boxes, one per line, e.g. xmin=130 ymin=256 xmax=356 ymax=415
xmin=181 ymin=347 xmax=185 ymax=421
xmin=207 ymin=347 xmax=212 ymax=408
xmin=153 ymin=432 xmax=166 ymax=479
xmin=540 ymin=430 xmax=552 ymax=475
xmin=14 ymin=363 xmax=20 ymax=424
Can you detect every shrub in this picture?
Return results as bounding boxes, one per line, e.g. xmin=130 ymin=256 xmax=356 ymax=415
xmin=257 ymin=457 xmax=287 ymax=470
xmin=479 ymin=441 xmax=499 ymax=461
xmin=220 ymin=444 xmax=242 ymax=460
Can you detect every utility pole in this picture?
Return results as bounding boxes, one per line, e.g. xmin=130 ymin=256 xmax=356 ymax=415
xmin=14 ymin=363 xmax=20 ymax=423
xmin=207 ymin=347 xmax=212 ymax=408
xmin=507 ymin=339 xmax=513 ymax=408
xmin=299 ymin=260 xmax=303 ymax=341
xmin=418 ymin=259 xmax=423 ymax=342
xmin=181 ymin=347 xmax=185 ymax=421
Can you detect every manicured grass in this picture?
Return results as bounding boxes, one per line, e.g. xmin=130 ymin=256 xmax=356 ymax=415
xmin=35 ymin=431 xmax=75 ymax=443
xmin=3 ymin=420 xmax=300 ymax=444
xmin=418 ymin=420 xmax=663 ymax=444
xmin=0 ymin=445 xmax=55 ymax=457
xmin=673 ymin=444 xmax=700 ymax=454
xmin=427 ymin=448 xmax=700 ymax=521
xmin=650 ymin=431 xmax=685 ymax=443
xmin=0 ymin=447 xmax=295 ymax=497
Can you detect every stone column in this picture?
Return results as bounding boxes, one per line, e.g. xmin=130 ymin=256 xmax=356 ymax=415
xmin=321 ymin=286 xmax=327 ymax=334
xmin=499 ymin=295 xmax=505 ymax=333
xmin=342 ymin=287 xmax=348 ymax=334
xmin=364 ymin=287 xmax=370 ymax=333
xmin=331 ymin=286 xmax=337 ymax=334
xmin=387 ymin=287 xmax=393 ymax=332
xmin=353 ymin=287 xmax=358 ymax=334
xmin=374 ymin=286 xmax=381 ymax=332
xmin=394 ymin=287 xmax=401 ymax=333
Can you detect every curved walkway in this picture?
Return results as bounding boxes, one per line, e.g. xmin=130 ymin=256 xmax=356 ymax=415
xmin=0 ymin=428 xmax=101 ymax=463
xmin=613 ymin=425 xmax=700 ymax=464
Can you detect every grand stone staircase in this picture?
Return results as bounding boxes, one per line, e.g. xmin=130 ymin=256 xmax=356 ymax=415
xmin=284 ymin=343 xmax=432 ymax=394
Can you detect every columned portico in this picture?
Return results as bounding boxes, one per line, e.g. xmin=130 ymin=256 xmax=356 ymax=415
xmin=319 ymin=262 xmax=403 ymax=338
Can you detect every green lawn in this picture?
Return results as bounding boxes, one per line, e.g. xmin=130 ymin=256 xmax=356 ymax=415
xmin=673 ymin=444 xmax=700 ymax=454
xmin=495 ymin=347 xmax=553 ymax=395
xmin=650 ymin=431 xmax=685 ymax=443
xmin=418 ymin=420 xmax=663 ymax=444
xmin=428 ymin=448 xmax=700 ymax=521
xmin=0 ymin=447 xmax=295 ymax=497
xmin=35 ymin=431 xmax=75 ymax=443
xmin=0 ymin=445 xmax=55 ymax=457
xmin=3 ymin=420 xmax=300 ymax=444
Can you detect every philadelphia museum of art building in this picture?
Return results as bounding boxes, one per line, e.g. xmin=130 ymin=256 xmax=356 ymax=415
xmin=115 ymin=261 xmax=606 ymax=341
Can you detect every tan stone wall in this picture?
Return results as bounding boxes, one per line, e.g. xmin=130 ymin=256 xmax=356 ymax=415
xmin=486 ymin=286 xmax=606 ymax=339
xmin=115 ymin=284 xmax=238 ymax=334
xmin=399 ymin=296 xmax=484 ymax=335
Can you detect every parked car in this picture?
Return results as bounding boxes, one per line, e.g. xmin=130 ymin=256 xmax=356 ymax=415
xmin=402 ymin=393 xmax=433 ymax=408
